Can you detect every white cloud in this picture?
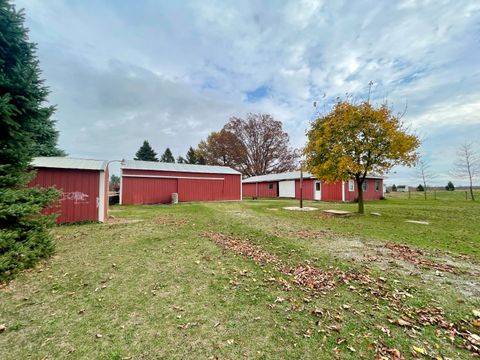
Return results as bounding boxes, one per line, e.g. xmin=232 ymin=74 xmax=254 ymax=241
xmin=15 ymin=0 xmax=480 ymax=181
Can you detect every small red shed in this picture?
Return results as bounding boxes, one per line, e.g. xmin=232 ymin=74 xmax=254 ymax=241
xmin=242 ymin=171 xmax=383 ymax=202
xmin=120 ymin=160 xmax=241 ymax=204
xmin=29 ymin=157 xmax=109 ymax=223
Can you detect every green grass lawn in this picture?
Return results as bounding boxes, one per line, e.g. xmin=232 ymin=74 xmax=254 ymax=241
xmin=1 ymin=195 xmax=479 ymax=359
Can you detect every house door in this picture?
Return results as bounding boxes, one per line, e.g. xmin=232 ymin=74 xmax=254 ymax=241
xmin=314 ymin=181 xmax=321 ymax=200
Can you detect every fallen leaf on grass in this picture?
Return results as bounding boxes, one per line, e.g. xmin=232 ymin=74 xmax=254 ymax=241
xmin=375 ymin=325 xmax=391 ymax=337
xmin=412 ymin=346 xmax=427 ymax=357
xmin=473 ymin=309 xmax=480 ymax=318
xmin=389 ymin=318 xmax=412 ymax=327
xmin=0 ymin=324 xmax=6 ymax=333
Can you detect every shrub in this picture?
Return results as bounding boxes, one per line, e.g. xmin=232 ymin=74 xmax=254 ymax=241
xmin=445 ymin=181 xmax=455 ymax=191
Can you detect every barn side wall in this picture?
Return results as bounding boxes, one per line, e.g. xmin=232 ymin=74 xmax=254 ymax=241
xmin=121 ymin=169 xmax=241 ymax=204
xmin=29 ymin=168 xmax=101 ymax=224
xmin=344 ymin=178 xmax=383 ymax=201
xmin=320 ymin=181 xmax=343 ymax=201
xmin=241 ymin=182 xmax=278 ymax=198
xmin=294 ymin=179 xmax=315 ymax=200
xmin=242 ymin=183 xmax=257 ymax=197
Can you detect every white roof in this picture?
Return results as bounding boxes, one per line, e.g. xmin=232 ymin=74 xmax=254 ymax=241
xmin=243 ymin=171 xmax=383 ymax=183
xmin=242 ymin=171 xmax=315 ymax=183
xmin=31 ymin=157 xmax=108 ymax=171
xmin=121 ymin=160 xmax=241 ymax=175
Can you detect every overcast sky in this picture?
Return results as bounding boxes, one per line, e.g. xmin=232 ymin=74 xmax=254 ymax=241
xmin=17 ymin=0 xmax=480 ymax=185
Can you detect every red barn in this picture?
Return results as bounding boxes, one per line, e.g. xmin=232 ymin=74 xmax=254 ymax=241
xmin=120 ymin=160 xmax=241 ymax=204
xmin=242 ymin=171 xmax=383 ymax=202
xmin=29 ymin=157 xmax=109 ymax=223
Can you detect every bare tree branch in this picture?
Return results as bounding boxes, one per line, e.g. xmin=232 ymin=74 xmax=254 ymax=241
xmin=453 ymin=142 xmax=479 ymax=201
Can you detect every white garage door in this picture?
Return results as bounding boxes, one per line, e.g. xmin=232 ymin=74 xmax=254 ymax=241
xmin=278 ymin=180 xmax=296 ymax=198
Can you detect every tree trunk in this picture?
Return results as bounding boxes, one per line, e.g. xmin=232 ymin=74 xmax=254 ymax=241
xmin=470 ymin=178 xmax=475 ymax=201
xmin=356 ymin=179 xmax=365 ymax=214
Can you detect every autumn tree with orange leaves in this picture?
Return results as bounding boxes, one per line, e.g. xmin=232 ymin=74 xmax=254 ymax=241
xmin=304 ymin=100 xmax=420 ymax=214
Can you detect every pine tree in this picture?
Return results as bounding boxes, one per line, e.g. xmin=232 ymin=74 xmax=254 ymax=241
xmin=186 ymin=147 xmax=198 ymax=164
xmin=160 ymin=148 xmax=175 ymax=163
xmin=197 ymin=154 xmax=206 ymax=165
xmin=177 ymin=156 xmax=186 ymax=163
xmin=134 ymin=140 xmax=158 ymax=161
xmin=0 ymin=1 xmax=61 ymax=282
xmin=417 ymin=184 xmax=424 ymax=192
xmin=391 ymin=184 xmax=397 ymax=192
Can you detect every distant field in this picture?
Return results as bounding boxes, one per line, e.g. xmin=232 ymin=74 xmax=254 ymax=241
xmin=387 ymin=189 xmax=480 ymax=201
xmin=1 ymin=197 xmax=479 ymax=359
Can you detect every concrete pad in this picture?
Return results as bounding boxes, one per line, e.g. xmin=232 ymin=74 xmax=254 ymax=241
xmin=323 ymin=209 xmax=353 ymax=216
xmin=283 ymin=206 xmax=318 ymax=211
xmin=406 ymin=220 xmax=430 ymax=225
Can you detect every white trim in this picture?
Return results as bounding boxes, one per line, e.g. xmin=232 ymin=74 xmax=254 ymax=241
xmin=122 ymin=174 xmax=224 ymax=181
xmin=341 ymin=181 xmax=345 ymax=202
xmin=119 ymin=168 xmax=123 ymax=205
xmin=348 ymin=179 xmax=355 ymax=192
xmin=313 ymin=180 xmax=321 ymax=200
xmin=98 ymin=170 xmax=105 ymax=222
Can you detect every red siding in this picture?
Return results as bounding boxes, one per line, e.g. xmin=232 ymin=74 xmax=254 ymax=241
xmin=242 ymin=177 xmax=383 ymax=202
xmin=29 ymin=168 xmax=103 ymax=224
xmin=242 ymin=183 xmax=257 ymax=197
xmin=344 ymin=178 xmax=383 ymax=201
xmin=241 ymin=182 xmax=278 ymax=198
xmin=321 ymin=181 xmax=343 ymax=201
xmin=294 ymin=179 xmax=315 ymax=200
xmin=121 ymin=169 xmax=241 ymax=204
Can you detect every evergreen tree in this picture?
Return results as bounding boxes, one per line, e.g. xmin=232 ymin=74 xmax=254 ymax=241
xmin=177 ymin=156 xmax=186 ymax=163
xmin=134 ymin=140 xmax=158 ymax=161
xmin=160 ymin=148 xmax=175 ymax=163
xmin=197 ymin=155 xmax=206 ymax=165
xmin=186 ymin=146 xmax=198 ymax=164
xmin=391 ymin=184 xmax=397 ymax=192
xmin=0 ymin=1 xmax=61 ymax=282
xmin=417 ymin=184 xmax=424 ymax=192
xmin=445 ymin=181 xmax=455 ymax=191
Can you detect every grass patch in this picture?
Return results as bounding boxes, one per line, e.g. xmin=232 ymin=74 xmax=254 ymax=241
xmin=1 ymin=196 xmax=479 ymax=359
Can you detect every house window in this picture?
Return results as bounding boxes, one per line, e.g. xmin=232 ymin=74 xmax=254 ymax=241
xmin=315 ymin=182 xmax=321 ymax=191
xmin=362 ymin=181 xmax=368 ymax=191
xmin=268 ymin=183 xmax=274 ymax=190
xmin=375 ymin=179 xmax=380 ymax=191
xmin=348 ymin=179 xmax=354 ymax=192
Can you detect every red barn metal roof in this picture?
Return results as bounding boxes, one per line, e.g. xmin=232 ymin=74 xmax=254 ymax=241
xmin=32 ymin=157 xmax=108 ymax=171
xmin=243 ymin=171 xmax=384 ymax=183
xmin=122 ymin=160 xmax=240 ymax=175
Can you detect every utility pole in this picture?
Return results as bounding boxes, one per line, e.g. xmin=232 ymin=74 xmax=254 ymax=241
xmin=300 ymin=164 xmax=304 ymax=209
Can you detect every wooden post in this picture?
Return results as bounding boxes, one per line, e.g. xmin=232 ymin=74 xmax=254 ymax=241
xmin=408 ymin=190 xmax=411 ymax=200
xmin=466 ymin=191 xmax=468 ymax=200
xmin=300 ymin=164 xmax=303 ymax=209
xmin=434 ymin=190 xmax=436 ymax=200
